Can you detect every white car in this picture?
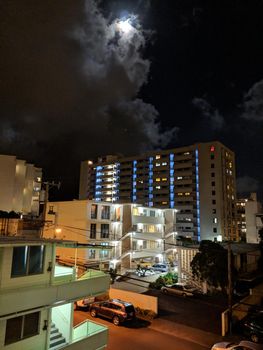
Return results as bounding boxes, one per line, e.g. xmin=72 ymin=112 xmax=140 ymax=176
xmin=211 ymin=340 xmax=263 ymax=350
xmin=161 ymin=283 xmax=197 ymax=297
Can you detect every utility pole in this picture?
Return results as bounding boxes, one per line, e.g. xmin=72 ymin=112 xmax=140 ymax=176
xmin=227 ymin=241 xmax=232 ymax=335
xmin=41 ymin=181 xmax=60 ymax=237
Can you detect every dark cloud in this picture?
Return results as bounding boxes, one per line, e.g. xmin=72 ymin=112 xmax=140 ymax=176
xmin=240 ymin=80 xmax=263 ymax=121
xmin=0 ymin=0 xmax=177 ymax=197
xmin=237 ymin=176 xmax=259 ymax=194
xmin=192 ymin=97 xmax=224 ymax=130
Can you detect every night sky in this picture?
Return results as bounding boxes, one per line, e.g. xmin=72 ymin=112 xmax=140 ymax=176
xmin=1 ymin=0 xmax=263 ymax=200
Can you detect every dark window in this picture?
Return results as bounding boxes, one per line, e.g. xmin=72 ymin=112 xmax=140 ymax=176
xmin=213 ymin=228 xmax=217 ymax=233
xmin=211 ymin=172 xmax=215 ymax=178
xmin=11 ymin=246 xmax=45 ymax=278
xmin=212 ymin=190 xmax=216 ymax=196
xmin=211 ymin=181 xmax=215 ymax=186
xmin=5 ymin=312 xmax=40 ymax=345
xmin=89 ymin=249 xmax=96 ymax=259
xmin=91 ymin=204 xmax=98 ymax=219
xmin=90 ymin=223 xmax=96 ymax=239
xmin=212 ymin=200 xmax=216 ymax=205
xmin=101 ymin=224 xmax=109 ymax=238
xmin=210 ymin=154 xmax=214 ymax=160
xmin=211 ymin=163 xmax=215 ymax=168
xmin=101 ymin=206 xmax=110 ymax=220
xmin=212 ymin=209 xmax=217 ymax=214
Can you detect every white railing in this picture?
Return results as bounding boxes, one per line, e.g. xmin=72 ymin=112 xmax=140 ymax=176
xmin=73 ymin=320 xmax=107 ymax=342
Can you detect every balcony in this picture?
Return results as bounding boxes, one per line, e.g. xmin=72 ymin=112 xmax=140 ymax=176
xmin=0 ymin=266 xmax=110 ymax=317
xmin=50 ymin=309 xmax=108 ymax=350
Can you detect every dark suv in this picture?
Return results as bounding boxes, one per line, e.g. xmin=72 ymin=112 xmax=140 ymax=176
xmin=90 ymin=299 xmax=136 ymax=326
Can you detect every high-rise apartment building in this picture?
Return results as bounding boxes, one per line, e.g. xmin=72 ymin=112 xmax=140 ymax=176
xmin=79 ymin=141 xmax=238 ymax=242
xmin=0 ymin=155 xmax=42 ymax=215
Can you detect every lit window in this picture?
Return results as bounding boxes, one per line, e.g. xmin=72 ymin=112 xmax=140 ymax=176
xmin=177 ymin=192 xmax=183 ymax=196
xmin=184 ymin=192 xmax=190 ymax=196
xmin=177 ymin=176 xmax=183 ymax=180
xmin=162 ymin=162 xmax=167 ymax=166
xmin=213 ymin=218 xmax=218 ymax=224
xmin=162 ymin=201 xmax=168 ymax=205
xmin=156 ymin=163 xmax=160 ymax=167
xmin=156 ymin=186 xmax=161 ymax=189
xmin=183 ymin=152 xmax=190 ymax=155
xmin=156 ymin=178 xmax=161 ymax=182
xmin=156 ymin=155 xmax=161 ymax=159
xmin=162 ymin=178 xmax=167 ymax=181
xmin=210 ymin=145 xmax=215 ymax=152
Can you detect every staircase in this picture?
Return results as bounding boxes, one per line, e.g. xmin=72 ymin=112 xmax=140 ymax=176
xmin=49 ymin=323 xmax=67 ymax=349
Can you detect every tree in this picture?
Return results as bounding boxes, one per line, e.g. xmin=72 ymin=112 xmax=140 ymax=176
xmin=190 ymin=240 xmax=236 ymax=292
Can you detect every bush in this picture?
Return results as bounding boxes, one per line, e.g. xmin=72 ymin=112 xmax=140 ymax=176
xmin=135 ymin=307 xmax=157 ymax=321
xmin=149 ymin=272 xmax=178 ymax=289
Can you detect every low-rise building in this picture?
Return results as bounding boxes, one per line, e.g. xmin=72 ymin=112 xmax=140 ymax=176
xmin=43 ymin=200 xmax=177 ymax=272
xmin=0 ymin=155 xmax=42 ymax=216
xmin=0 ymin=236 xmax=110 ymax=350
xmin=236 ymin=193 xmax=263 ymax=243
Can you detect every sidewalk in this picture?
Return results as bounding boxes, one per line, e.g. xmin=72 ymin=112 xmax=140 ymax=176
xmin=149 ymin=318 xmax=242 ymax=348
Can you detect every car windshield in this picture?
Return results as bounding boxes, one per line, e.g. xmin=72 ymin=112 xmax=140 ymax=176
xmin=125 ymin=305 xmax=135 ymax=313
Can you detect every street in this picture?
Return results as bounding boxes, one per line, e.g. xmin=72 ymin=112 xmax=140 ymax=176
xmin=74 ymin=309 xmax=211 ymax=350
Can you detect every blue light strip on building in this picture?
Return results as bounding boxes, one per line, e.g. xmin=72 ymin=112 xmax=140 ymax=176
xmin=132 ymin=160 xmax=137 ymax=202
xmin=195 ymin=149 xmax=201 ymax=241
xmin=169 ymin=154 xmax=175 ymax=208
xmin=148 ymin=157 xmax=153 ymax=207
xmin=95 ymin=166 xmax=102 ymax=201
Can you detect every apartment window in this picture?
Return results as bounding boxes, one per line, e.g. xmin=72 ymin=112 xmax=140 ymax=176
xmin=101 ymin=205 xmax=110 ymax=220
xmin=90 ymin=223 xmax=96 ymax=239
xmin=212 ymin=209 xmax=216 ymax=214
xmin=100 ymin=247 xmax=109 ymax=259
xmin=11 ymin=246 xmax=45 ymax=278
xmin=143 ymin=241 xmax=147 ymax=249
xmin=212 ymin=200 xmax=216 ymax=205
xmin=91 ymin=204 xmax=98 ymax=219
xmin=89 ymin=249 xmax=96 ymax=259
xmin=5 ymin=312 xmax=40 ymax=345
xmin=212 ymin=190 xmax=216 ymax=196
xmin=213 ymin=228 xmax=217 ymax=233
xmin=150 ymin=210 xmax=155 ymax=217
xmin=213 ymin=218 xmax=218 ymax=224
xmin=210 ymin=154 xmax=214 ymax=160
xmin=211 ymin=163 xmax=215 ymax=168
xmin=101 ymin=224 xmax=110 ymax=238
xmin=211 ymin=181 xmax=215 ymax=187
xmin=211 ymin=172 xmax=215 ymax=178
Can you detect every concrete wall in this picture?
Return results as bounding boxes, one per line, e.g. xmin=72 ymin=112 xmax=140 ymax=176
xmin=109 ymin=288 xmax=158 ymax=314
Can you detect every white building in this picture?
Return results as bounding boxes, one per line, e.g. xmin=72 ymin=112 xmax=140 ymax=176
xmin=237 ymin=193 xmax=263 ymax=244
xmin=43 ymin=200 xmax=177 ymax=272
xmin=0 ymin=236 xmax=110 ymax=350
xmin=0 ymin=155 xmax=42 ymax=216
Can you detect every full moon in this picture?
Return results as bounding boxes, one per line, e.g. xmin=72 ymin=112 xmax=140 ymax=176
xmin=117 ymin=19 xmax=133 ymax=33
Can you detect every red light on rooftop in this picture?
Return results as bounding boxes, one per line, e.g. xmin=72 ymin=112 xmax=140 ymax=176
xmin=210 ymin=145 xmax=215 ymax=152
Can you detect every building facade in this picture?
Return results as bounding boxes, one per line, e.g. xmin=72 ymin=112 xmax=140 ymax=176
xmin=0 ymin=236 xmax=110 ymax=350
xmin=44 ymin=200 xmax=177 ymax=272
xmin=79 ymin=141 xmax=238 ymax=242
xmin=237 ymin=193 xmax=263 ymax=244
xmin=0 ymin=155 xmax=42 ymax=216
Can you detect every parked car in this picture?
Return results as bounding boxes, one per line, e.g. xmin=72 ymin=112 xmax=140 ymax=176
xmin=241 ymin=312 xmax=263 ymax=343
xmin=161 ymin=283 xmax=197 ymax=297
xmin=152 ymin=263 xmax=168 ymax=272
xmin=90 ymin=299 xmax=136 ymax=326
xmin=211 ymin=340 xmax=262 ymax=350
xmin=74 ymin=296 xmax=95 ymax=311
xmin=135 ymin=266 xmax=155 ymax=277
